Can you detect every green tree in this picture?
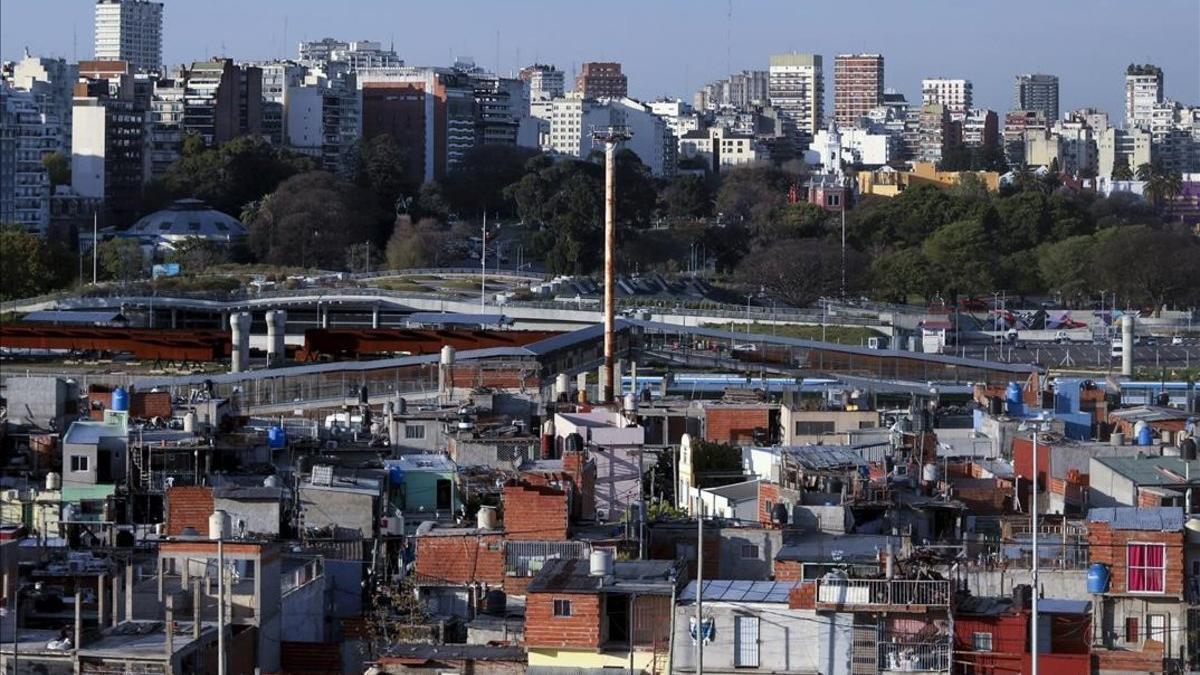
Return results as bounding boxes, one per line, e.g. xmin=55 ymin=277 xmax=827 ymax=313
xmin=1135 ymin=163 xmax=1155 ymax=182
xmin=995 ymin=191 xmax=1049 ymax=253
xmin=737 ymin=238 xmax=865 ymax=307
xmin=659 ymin=174 xmax=713 ymax=220
xmin=1093 ymin=225 xmax=1200 ymax=310
xmin=922 ymin=218 xmax=996 ymax=296
xmin=355 ymin=133 xmax=415 ymax=212
xmin=160 ymin=136 xmax=314 ymax=216
xmin=690 ymin=441 xmax=748 ymax=489
xmin=870 ymin=247 xmax=936 ymax=303
xmin=1035 ymin=235 xmax=1097 ymax=304
xmin=246 ymin=171 xmax=386 ymax=268
xmin=442 ymin=144 xmax=541 ymax=217
xmin=1111 ymin=157 xmax=1134 ymax=181
xmin=41 ymin=152 xmax=70 ymax=189
xmin=0 ymin=226 xmax=74 ymax=300
xmin=166 ymin=238 xmax=228 ymax=272
xmin=97 ymin=237 xmax=146 ymax=282
xmin=506 ymin=159 xmax=605 ymax=274
xmin=713 ymin=165 xmax=790 ymax=231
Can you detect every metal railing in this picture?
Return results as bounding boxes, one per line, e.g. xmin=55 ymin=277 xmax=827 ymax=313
xmin=814 ymin=578 xmax=951 ymax=608
xmin=877 ymin=639 xmax=951 ymax=673
xmin=504 ymin=540 xmax=590 ymax=577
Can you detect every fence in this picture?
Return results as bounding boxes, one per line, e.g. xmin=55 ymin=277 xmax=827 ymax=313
xmin=504 ymin=540 xmax=591 ymax=577
xmin=815 ymin=578 xmax=951 ymax=608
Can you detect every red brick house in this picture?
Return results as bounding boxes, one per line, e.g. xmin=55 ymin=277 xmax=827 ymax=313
xmin=524 ymin=556 xmax=680 ymax=672
xmin=1087 ymin=506 xmax=1193 ymax=672
xmin=700 ymin=403 xmax=776 ymax=446
xmin=954 ymin=595 xmax=1091 ymax=674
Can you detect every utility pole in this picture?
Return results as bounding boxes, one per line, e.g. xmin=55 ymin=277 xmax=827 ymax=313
xmin=593 ymin=126 xmax=632 ymax=403
xmin=217 ymin=538 xmax=226 ymax=675
xmin=480 ymin=211 xmax=487 ymax=312
xmin=92 ymin=211 xmax=98 ymax=285
xmin=1031 ymin=429 xmax=1039 ymax=675
xmin=696 ymin=498 xmax=704 ymax=675
xmin=840 ymin=175 xmax=847 ymax=299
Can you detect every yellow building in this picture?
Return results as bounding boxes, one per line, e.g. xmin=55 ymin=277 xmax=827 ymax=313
xmin=857 ymin=162 xmax=1000 ymax=197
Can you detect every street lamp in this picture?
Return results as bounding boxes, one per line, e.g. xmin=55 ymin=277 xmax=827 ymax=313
xmin=1018 ymin=416 xmax=1051 ymax=675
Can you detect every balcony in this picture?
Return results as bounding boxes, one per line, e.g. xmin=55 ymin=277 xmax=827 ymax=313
xmin=814 ymin=578 xmax=950 ymax=612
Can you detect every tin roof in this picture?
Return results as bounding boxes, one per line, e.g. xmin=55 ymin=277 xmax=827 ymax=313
xmin=1087 ymin=506 xmax=1184 ymax=531
xmin=1109 ymin=406 xmax=1192 ymax=423
xmin=406 ymin=312 xmax=512 ymax=327
xmin=527 ymin=558 xmax=679 ymax=595
xmin=780 ymin=444 xmax=868 ymax=470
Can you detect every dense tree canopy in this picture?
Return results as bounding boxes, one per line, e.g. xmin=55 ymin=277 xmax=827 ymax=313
xmin=245 ymin=171 xmax=386 ymax=268
xmin=0 ymin=226 xmax=75 ymax=300
xmin=158 ymin=136 xmax=315 ymax=217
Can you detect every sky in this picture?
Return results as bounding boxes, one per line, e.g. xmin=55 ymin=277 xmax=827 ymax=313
xmin=3 ymin=0 xmax=1198 ymax=121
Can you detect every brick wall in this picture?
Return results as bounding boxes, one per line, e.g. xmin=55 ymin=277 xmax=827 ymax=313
xmin=757 ymin=482 xmax=780 ymax=526
xmin=414 ymin=533 xmax=505 ymax=585
xmin=703 ymin=406 xmax=769 ymax=445
xmin=562 ymin=451 xmax=596 ymax=521
xmin=525 ymin=592 xmax=602 ymax=649
xmin=775 ymin=559 xmax=803 ymax=581
xmin=165 ymin=486 xmax=214 ymax=536
xmin=787 ymin=582 xmax=815 ymax=609
xmin=446 ymin=365 xmax=541 ymax=390
xmin=87 ymin=389 xmax=172 ymax=420
xmin=503 ymin=482 xmax=569 ymax=541
xmin=1088 ymin=522 xmax=1184 ymax=595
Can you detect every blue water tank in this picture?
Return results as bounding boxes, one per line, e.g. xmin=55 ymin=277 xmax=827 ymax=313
xmin=1137 ymin=425 xmax=1154 ymax=446
xmin=1005 ymin=382 xmax=1023 ymax=405
xmin=111 ymin=387 xmax=129 ymax=412
xmin=267 ymin=426 xmax=287 ymax=448
xmin=1087 ymin=563 xmax=1110 ymax=594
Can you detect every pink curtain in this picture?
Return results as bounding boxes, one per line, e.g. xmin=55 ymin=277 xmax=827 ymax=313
xmin=1128 ymin=544 xmax=1164 ymax=592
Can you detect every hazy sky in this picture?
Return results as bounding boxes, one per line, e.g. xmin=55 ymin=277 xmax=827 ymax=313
xmin=4 ymin=0 xmax=1198 ymax=120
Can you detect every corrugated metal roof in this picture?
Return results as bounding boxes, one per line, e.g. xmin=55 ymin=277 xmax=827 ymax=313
xmin=522 ymin=320 xmax=631 ymax=356
xmin=776 ymin=534 xmax=899 ymax=563
xmin=1109 ymin=405 xmax=1191 ymax=423
xmin=679 ymin=580 xmax=797 ymax=603
xmin=1092 ymin=456 xmax=1200 ymax=487
xmin=781 ymin=445 xmax=868 ymax=470
xmin=1087 ymin=506 xmax=1184 ymax=531
xmin=23 ymin=310 xmax=125 ymax=324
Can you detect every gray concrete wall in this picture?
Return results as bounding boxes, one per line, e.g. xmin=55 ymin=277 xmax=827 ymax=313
xmin=62 ymin=442 xmax=99 ymax=486
xmin=297 ymin=488 xmax=376 ymax=538
xmin=280 ymin=572 xmax=326 ymax=642
xmin=672 ymin=601 xmax=822 ymax=673
xmin=1087 ymin=458 xmax=1136 ymax=507
xmin=718 ymin=528 xmax=782 ymax=581
xmin=4 ymin=376 xmax=75 ymax=432
xmin=792 ymin=505 xmax=846 ymax=534
xmin=213 ymin=498 xmax=280 ymax=538
xmin=961 ymin=568 xmax=1090 ymax=600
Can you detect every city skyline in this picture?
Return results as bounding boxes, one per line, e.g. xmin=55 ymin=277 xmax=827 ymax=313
xmin=3 ymin=0 xmax=1198 ymax=122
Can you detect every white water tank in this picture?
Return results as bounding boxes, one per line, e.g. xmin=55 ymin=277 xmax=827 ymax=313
xmin=476 ymin=505 xmax=498 ymax=530
xmin=183 ymin=412 xmax=196 ymax=433
xmin=590 ymin=549 xmax=614 ymax=577
xmin=1187 ymin=518 xmax=1200 ymax=544
xmin=263 ymin=475 xmax=281 ymax=488
xmin=922 ymin=463 xmax=941 ymax=483
xmin=208 ymin=509 xmax=230 ymax=541
xmin=440 ymin=345 xmax=456 ymax=365
xmin=46 ymin=472 xmax=61 ymax=491
xmin=555 ymin=373 xmax=570 ymax=397
xmin=1111 ymin=431 xmax=1125 ymax=446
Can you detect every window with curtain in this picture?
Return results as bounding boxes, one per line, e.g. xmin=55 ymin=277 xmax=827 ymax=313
xmin=1127 ymin=543 xmax=1166 ymax=593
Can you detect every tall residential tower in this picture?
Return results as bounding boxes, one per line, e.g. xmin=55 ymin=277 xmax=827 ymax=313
xmin=769 ymin=53 xmax=824 ymax=143
xmin=93 ymin=0 xmax=163 ymax=73
xmin=834 ymin=54 xmax=884 ymax=129
xmin=1013 ymin=73 xmax=1059 ymax=122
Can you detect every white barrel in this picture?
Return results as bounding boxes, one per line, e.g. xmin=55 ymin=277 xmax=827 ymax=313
xmin=1111 ymin=431 xmax=1125 ymax=446
xmin=555 ymin=373 xmax=570 ymax=397
xmin=589 ymin=549 xmax=614 ymax=577
xmin=922 ymin=463 xmax=940 ymax=483
xmin=183 ymin=412 xmax=196 ymax=433
xmin=46 ymin=472 xmax=61 ymax=491
xmin=476 ymin=505 xmax=498 ymax=530
xmin=623 ymin=393 xmax=638 ymax=413
xmin=440 ymin=345 xmax=456 ymax=365
xmin=208 ymin=510 xmax=230 ymax=540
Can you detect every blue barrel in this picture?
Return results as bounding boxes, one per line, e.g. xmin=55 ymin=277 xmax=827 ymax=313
xmin=1087 ymin=563 xmax=1110 ymax=593
xmin=1137 ymin=425 xmax=1154 ymax=446
xmin=267 ymin=426 xmax=287 ymax=448
xmin=1005 ymin=382 xmax=1023 ymax=405
xmin=111 ymin=387 xmax=129 ymax=412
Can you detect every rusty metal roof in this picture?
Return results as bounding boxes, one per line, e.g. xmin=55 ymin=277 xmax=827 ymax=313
xmin=1087 ymin=506 xmax=1184 ymax=531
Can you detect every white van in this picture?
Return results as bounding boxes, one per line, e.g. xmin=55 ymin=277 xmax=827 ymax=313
xmin=1110 ymin=340 xmax=1124 ymax=360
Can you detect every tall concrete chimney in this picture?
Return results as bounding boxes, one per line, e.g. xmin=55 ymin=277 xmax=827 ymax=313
xmin=593 ymin=127 xmax=631 ymax=402
xmin=266 ymin=310 xmax=286 ymax=366
xmin=1121 ymin=314 xmax=1135 ymax=377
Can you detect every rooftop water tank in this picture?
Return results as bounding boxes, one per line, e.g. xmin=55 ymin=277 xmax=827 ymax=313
xmin=268 ymin=426 xmax=287 ymax=449
xmin=111 ymin=387 xmax=129 ymax=412
xmin=1186 ymin=518 xmax=1200 ymax=544
xmin=1137 ymin=424 xmax=1154 ymax=447
xmin=590 ymin=549 xmax=614 ymax=577
xmin=1005 ymin=382 xmax=1023 ymax=405
xmin=46 ymin=472 xmax=61 ymax=491
xmin=1087 ymin=563 xmax=1110 ymax=594
xmin=477 ymin=505 xmax=498 ymax=531
xmin=208 ymin=510 xmax=230 ymax=541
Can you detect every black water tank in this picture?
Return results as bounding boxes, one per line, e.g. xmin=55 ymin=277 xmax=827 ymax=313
xmin=565 ymin=433 xmax=584 ymax=454
xmin=1012 ymin=584 xmax=1032 ymax=610
xmin=1182 ymin=438 xmax=1198 ymax=461
xmin=359 ymin=386 xmax=369 ymax=404
xmin=483 ymin=589 xmax=507 ymax=616
xmin=772 ymin=502 xmax=790 ymax=526
xmin=1157 ymin=392 xmax=1171 ymax=407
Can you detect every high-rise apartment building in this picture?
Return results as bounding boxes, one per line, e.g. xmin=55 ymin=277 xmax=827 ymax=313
xmin=575 ymin=62 xmax=628 ymax=99
xmin=834 ymin=54 xmax=884 ymax=129
xmin=519 ymin=64 xmax=565 ymax=102
xmin=298 ymin=39 xmax=402 ymax=71
xmin=769 ymin=53 xmax=824 ymax=143
xmin=1002 ymin=110 xmax=1048 ymax=166
xmin=915 ymin=103 xmax=956 ymax=164
xmin=1013 ymin=74 xmax=1059 ymax=123
xmin=961 ymin=108 xmax=999 ymax=148
xmin=72 ymin=61 xmax=147 ymax=227
xmin=1125 ymin=64 xmax=1164 ymax=130
xmin=0 ymin=83 xmax=60 ymax=233
xmin=94 ymin=0 xmax=163 ymax=73
xmin=921 ymin=78 xmax=972 ymax=116
xmin=182 ymin=59 xmax=263 ymax=147
xmin=284 ymin=69 xmax=362 ymax=176
xmin=728 ymin=70 xmax=770 ymax=109
xmin=9 ymin=52 xmax=77 ymax=156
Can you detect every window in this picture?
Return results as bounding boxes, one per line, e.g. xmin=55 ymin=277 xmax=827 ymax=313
xmin=795 ymin=421 xmax=835 ymax=436
xmin=1125 ymin=617 xmax=1139 ymax=643
xmin=553 ymin=599 xmax=572 ymax=617
xmin=734 ymin=615 xmax=760 ymax=667
xmin=740 ymin=544 xmax=760 ymax=559
xmin=1127 ymin=543 xmax=1166 ymax=593
xmin=404 ymin=425 xmax=426 ymax=440
xmin=70 ymin=455 xmax=89 ymax=472
xmin=972 ymin=632 xmax=993 ymax=652
xmin=1147 ymin=614 xmax=1168 ymax=644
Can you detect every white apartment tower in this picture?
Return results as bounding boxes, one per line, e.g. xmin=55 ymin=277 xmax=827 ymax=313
xmin=1125 ymin=64 xmax=1163 ymax=130
xmin=769 ymin=53 xmax=824 ymax=142
xmin=921 ymin=78 xmax=973 ymax=116
xmin=519 ymin=64 xmax=565 ymax=102
xmin=94 ymin=0 xmax=163 ymax=73
xmin=1013 ymin=74 xmax=1059 ymax=123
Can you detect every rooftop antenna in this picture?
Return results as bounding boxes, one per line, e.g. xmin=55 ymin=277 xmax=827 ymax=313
xmin=592 ymin=125 xmax=632 ymax=403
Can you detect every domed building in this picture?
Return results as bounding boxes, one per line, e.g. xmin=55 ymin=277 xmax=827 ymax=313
xmin=127 ymin=199 xmax=248 ymax=250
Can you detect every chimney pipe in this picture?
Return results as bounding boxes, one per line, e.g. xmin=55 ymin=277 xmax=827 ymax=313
xmin=603 ymin=137 xmax=617 ymax=403
xmin=164 ymin=593 xmax=175 ymax=658
xmin=193 ymin=578 xmax=202 ymax=640
xmin=98 ymin=573 xmax=107 ymax=627
xmin=74 ymin=586 xmax=82 ymax=651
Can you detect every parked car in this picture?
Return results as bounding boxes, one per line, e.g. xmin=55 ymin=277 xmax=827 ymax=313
xmin=1172 ymin=335 xmax=1184 ymax=346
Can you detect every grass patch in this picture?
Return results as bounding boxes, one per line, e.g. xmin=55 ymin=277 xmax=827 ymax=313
xmin=703 ymin=322 xmax=885 ymax=345
xmin=371 ymin=278 xmax=429 ymax=292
